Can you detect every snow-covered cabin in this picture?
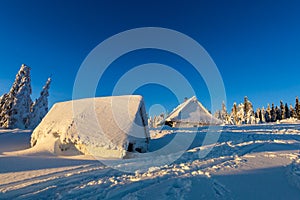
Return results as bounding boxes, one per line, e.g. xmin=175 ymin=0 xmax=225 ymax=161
xmin=161 ymin=96 xmax=222 ymax=127
xmin=30 ymin=95 xmax=150 ymax=158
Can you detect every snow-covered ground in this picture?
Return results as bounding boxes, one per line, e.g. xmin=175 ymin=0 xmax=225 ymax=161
xmin=1 ymin=124 xmax=300 ymax=199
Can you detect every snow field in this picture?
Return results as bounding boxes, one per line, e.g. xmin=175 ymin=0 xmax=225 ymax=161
xmin=0 ymin=124 xmax=300 ymax=199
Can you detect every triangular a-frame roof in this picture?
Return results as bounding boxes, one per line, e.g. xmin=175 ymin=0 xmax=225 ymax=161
xmin=163 ymin=96 xmax=221 ymax=125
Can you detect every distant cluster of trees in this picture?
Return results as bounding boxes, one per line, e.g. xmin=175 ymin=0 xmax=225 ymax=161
xmin=148 ymin=96 xmax=300 ymax=128
xmin=0 ymin=64 xmax=51 ymax=129
xmin=214 ymin=96 xmax=300 ymax=125
xmin=148 ymin=113 xmax=165 ymax=128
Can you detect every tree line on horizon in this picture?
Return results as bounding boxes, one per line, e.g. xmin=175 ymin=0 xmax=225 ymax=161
xmin=148 ymin=96 xmax=300 ymax=128
xmin=214 ymin=96 xmax=300 ymax=125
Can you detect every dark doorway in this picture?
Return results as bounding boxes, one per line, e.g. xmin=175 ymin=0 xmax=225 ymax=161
xmin=127 ymin=143 xmax=133 ymax=152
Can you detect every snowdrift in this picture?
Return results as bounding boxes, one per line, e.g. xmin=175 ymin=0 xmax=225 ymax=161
xmin=30 ymin=95 xmax=150 ymax=158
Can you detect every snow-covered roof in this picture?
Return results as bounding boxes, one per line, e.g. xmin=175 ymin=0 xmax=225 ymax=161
xmin=163 ymin=96 xmax=221 ymax=125
xmin=31 ymin=95 xmax=149 ymax=158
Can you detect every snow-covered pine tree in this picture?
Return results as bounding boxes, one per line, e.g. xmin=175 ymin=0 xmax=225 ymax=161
xmin=261 ymin=107 xmax=266 ymax=123
xmin=221 ymin=101 xmax=229 ymax=123
xmin=290 ymin=104 xmax=296 ymax=118
xmin=29 ymin=78 xmax=51 ymax=128
xmin=0 ymin=64 xmax=32 ymax=128
xmin=265 ymin=104 xmax=271 ymax=123
xmin=295 ymin=97 xmax=300 ymax=119
xmin=244 ymin=96 xmax=250 ymax=115
xmin=270 ymin=103 xmax=276 ymax=122
xmin=148 ymin=116 xmax=153 ymax=128
xmin=256 ymin=108 xmax=262 ymax=123
xmin=243 ymin=97 xmax=254 ymax=124
xmin=285 ymin=103 xmax=290 ymax=119
xmin=11 ymin=65 xmax=32 ymax=128
xmin=0 ymin=93 xmax=11 ymax=127
xmin=230 ymin=102 xmax=238 ymax=125
xmin=280 ymin=100 xmax=285 ymax=120
xmin=275 ymin=106 xmax=281 ymax=121
xmin=214 ymin=110 xmax=222 ymax=120
xmin=237 ymin=103 xmax=245 ymax=125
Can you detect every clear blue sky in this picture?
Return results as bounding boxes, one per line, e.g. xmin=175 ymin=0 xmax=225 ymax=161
xmin=0 ymin=0 xmax=300 ymax=116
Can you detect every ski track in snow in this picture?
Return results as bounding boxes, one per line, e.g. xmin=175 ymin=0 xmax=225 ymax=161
xmin=1 ymin=124 xmax=300 ymax=199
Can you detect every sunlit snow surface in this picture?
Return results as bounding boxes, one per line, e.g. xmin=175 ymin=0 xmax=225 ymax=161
xmin=1 ymin=124 xmax=300 ymax=199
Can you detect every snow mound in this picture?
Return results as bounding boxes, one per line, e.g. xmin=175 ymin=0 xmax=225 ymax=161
xmin=30 ymin=95 xmax=150 ymax=158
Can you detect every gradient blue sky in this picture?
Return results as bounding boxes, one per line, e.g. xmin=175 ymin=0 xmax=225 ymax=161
xmin=0 ymin=0 xmax=300 ymax=116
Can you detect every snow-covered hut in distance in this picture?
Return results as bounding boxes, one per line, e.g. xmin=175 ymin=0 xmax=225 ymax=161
xmin=162 ymin=96 xmax=222 ymax=127
xmin=30 ymin=95 xmax=150 ymax=159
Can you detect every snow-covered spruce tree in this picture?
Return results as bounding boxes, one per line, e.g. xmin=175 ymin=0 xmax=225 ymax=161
xmin=0 ymin=64 xmax=32 ymax=128
xmin=214 ymin=110 xmax=222 ymax=120
xmin=258 ymin=109 xmax=263 ymax=123
xmin=280 ymin=100 xmax=285 ymax=120
xmin=236 ymin=103 xmax=245 ymax=125
xmin=285 ymin=103 xmax=291 ymax=119
xmin=270 ymin=103 xmax=276 ymax=122
xmin=221 ymin=101 xmax=229 ymax=123
xmin=11 ymin=65 xmax=32 ymax=128
xmin=29 ymin=78 xmax=51 ymax=128
xmin=230 ymin=102 xmax=238 ymax=125
xmin=243 ymin=97 xmax=250 ymax=115
xmin=290 ymin=104 xmax=296 ymax=118
xmin=261 ymin=107 xmax=266 ymax=123
xmin=243 ymin=97 xmax=255 ymax=124
xmin=265 ymin=104 xmax=271 ymax=123
xmin=0 ymin=94 xmax=11 ymax=127
xmin=275 ymin=106 xmax=281 ymax=121
xmin=295 ymin=97 xmax=300 ymax=119
xmin=255 ymin=108 xmax=262 ymax=123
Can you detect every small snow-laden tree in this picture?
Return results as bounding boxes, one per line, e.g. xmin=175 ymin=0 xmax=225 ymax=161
xmin=214 ymin=110 xmax=222 ymax=120
xmin=243 ymin=96 xmax=255 ymax=124
xmin=256 ymin=108 xmax=262 ymax=123
xmin=275 ymin=106 xmax=281 ymax=121
xmin=290 ymin=104 xmax=296 ymax=118
xmin=151 ymin=113 xmax=165 ymax=128
xmin=221 ymin=101 xmax=230 ymax=123
xmin=280 ymin=100 xmax=285 ymax=119
xmin=246 ymin=110 xmax=256 ymax=124
xmin=230 ymin=102 xmax=238 ymax=125
xmin=270 ymin=103 xmax=277 ymax=122
xmin=214 ymin=102 xmax=229 ymax=124
xmin=0 ymin=93 xmax=17 ymax=128
xmin=236 ymin=103 xmax=245 ymax=125
xmin=148 ymin=116 xmax=153 ymax=128
xmin=245 ymin=98 xmax=254 ymax=124
xmin=243 ymin=96 xmax=252 ymax=116
xmin=261 ymin=107 xmax=266 ymax=123
xmin=295 ymin=97 xmax=300 ymax=119
xmin=29 ymin=78 xmax=51 ymax=128
xmin=0 ymin=94 xmax=8 ymax=127
xmin=285 ymin=103 xmax=291 ymax=119
xmin=265 ymin=104 xmax=271 ymax=123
